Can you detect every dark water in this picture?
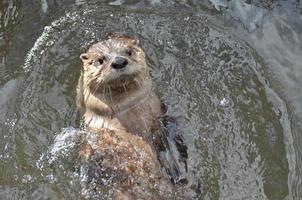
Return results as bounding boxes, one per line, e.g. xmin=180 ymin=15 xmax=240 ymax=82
xmin=0 ymin=0 xmax=301 ymax=199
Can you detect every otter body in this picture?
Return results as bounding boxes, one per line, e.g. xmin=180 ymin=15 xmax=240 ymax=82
xmin=77 ymin=35 xmax=188 ymax=199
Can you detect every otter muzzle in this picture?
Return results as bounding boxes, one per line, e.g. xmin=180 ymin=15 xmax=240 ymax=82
xmin=111 ymin=57 xmax=128 ymax=69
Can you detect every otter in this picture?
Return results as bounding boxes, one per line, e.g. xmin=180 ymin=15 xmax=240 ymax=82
xmin=76 ymin=35 xmax=190 ymax=199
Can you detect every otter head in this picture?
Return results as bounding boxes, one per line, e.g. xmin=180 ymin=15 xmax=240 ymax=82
xmin=80 ymin=35 xmax=150 ymax=93
xmin=79 ymin=35 xmax=152 ymax=115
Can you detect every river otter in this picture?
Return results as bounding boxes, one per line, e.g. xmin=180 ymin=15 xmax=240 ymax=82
xmin=76 ymin=35 xmax=189 ymax=199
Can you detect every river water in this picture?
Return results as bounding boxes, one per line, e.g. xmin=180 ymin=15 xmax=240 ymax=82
xmin=0 ymin=0 xmax=301 ymax=199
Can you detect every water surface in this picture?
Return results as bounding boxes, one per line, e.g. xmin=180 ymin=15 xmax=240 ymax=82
xmin=0 ymin=1 xmax=301 ymax=199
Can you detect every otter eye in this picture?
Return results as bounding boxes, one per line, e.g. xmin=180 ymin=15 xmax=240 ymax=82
xmin=126 ymin=48 xmax=132 ymax=57
xmin=98 ymin=58 xmax=104 ymax=65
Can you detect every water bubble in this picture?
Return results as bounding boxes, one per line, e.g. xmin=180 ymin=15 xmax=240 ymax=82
xmin=4 ymin=117 xmax=17 ymax=131
xmin=219 ymin=97 xmax=229 ymax=106
xmin=108 ymin=0 xmax=124 ymax=6
xmin=22 ymin=174 xmax=34 ymax=183
xmin=184 ymin=17 xmax=190 ymax=21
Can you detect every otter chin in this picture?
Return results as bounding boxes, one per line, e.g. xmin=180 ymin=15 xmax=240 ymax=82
xmin=76 ymin=35 xmax=191 ymax=199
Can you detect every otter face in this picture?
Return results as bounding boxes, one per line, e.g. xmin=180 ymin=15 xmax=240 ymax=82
xmin=80 ymin=35 xmax=148 ymax=89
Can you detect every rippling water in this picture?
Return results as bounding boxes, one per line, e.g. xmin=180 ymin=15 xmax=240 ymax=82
xmin=0 ymin=0 xmax=301 ymax=199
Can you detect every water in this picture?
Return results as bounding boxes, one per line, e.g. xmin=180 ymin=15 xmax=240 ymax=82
xmin=0 ymin=0 xmax=301 ymax=199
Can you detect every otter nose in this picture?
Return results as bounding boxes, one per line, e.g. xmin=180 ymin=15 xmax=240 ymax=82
xmin=111 ymin=57 xmax=128 ymax=69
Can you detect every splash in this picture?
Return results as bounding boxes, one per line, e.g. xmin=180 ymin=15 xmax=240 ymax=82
xmin=23 ymin=10 xmax=91 ymax=72
xmin=37 ymin=127 xmax=84 ymax=170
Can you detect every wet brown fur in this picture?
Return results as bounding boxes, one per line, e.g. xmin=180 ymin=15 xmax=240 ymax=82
xmin=77 ymin=35 xmax=180 ymax=199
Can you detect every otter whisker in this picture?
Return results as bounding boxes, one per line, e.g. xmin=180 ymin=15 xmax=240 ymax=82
xmin=84 ymin=85 xmax=94 ymax=105
xmin=90 ymin=82 xmax=98 ymax=94
xmin=102 ymin=86 xmax=106 ymax=99
xmin=84 ymin=77 xmax=99 ymax=103
xmin=123 ymin=84 xmax=129 ymax=97
xmin=89 ymin=82 xmax=100 ymax=100
xmin=108 ymin=86 xmax=118 ymax=113
xmin=134 ymin=77 xmax=143 ymax=90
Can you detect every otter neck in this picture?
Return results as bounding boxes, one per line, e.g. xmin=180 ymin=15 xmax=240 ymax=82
xmin=83 ymin=76 xmax=152 ymax=128
xmin=100 ymin=79 xmax=152 ymax=115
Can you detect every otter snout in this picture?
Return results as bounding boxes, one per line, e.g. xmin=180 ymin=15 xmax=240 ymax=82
xmin=112 ymin=57 xmax=128 ymax=69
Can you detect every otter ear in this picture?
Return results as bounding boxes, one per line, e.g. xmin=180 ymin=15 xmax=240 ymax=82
xmin=131 ymin=38 xmax=139 ymax=46
xmin=80 ymin=53 xmax=89 ymax=62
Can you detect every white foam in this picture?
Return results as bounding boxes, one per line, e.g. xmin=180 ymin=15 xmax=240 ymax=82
xmin=209 ymin=0 xmax=228 ymax=11
xmin=219 ymin=97 xmax=228 ymax=106
xmin=41 ymin=0 xmax=48 ymax=13
xmin=109 ymin=0 xmax=124 ymax=6
xmin=48 ymin=127 xmax=84 ymax=164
